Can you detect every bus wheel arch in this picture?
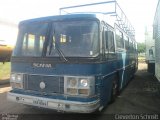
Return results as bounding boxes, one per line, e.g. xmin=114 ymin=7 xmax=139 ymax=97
xmin=110 ymin=73 xmax=119 ymax=103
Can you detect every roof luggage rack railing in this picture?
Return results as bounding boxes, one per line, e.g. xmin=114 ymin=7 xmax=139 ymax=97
xmin=59 ymin=0 xmax=135 ymax=40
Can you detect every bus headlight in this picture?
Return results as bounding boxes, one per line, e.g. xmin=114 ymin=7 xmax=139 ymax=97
xmin=79 ymin=79 xmax=88 ymax=87
xmin=67 ymin=77 xmax=77 ymax=88
xmin=17 ymin=74 xmax=23 ymax=82
xmin=11 ymin=74 xmax=16 ymax=82
xmin=64 ymin=76 xmax=95 ymax=96
xmin=10 ymin=73 xmax=23 ymax=89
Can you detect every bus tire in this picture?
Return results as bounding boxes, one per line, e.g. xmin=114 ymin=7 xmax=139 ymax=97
xmin=110 ymin=79 xmax=118 ymax=103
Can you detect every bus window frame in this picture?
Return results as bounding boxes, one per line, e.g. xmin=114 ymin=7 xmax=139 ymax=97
xmin=129 ymin=38 xmax=133 ymax=52
xmin=114 ymin=24 xmax=125 ymax=51
xmin=103 ymin=24 xmax=115 ymax=54
xmin=123 ymin=34 xmax=129 ymax=51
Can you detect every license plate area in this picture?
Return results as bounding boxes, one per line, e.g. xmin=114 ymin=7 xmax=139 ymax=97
xmin=33 ymin=99 xmax=48 ymax=106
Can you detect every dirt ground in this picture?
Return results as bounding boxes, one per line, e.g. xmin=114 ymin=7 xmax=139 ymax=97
xmin=138 ymin=61 xmax=147 ymax=70
xmin=104 ymin=62 xmax=160 ymax=114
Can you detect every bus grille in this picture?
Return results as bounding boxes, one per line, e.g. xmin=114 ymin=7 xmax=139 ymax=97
xmin=23 ymin=74 xmax=64 ymax=94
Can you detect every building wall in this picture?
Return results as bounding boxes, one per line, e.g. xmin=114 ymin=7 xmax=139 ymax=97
xmin=153 ymin=0 xmax=160 ymax=81
xmin=145 ymin=27 xmax=155 ymax=62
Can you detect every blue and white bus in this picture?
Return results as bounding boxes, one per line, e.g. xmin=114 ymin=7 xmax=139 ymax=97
xmin=8 ymin=1 xmax=138 ymax=113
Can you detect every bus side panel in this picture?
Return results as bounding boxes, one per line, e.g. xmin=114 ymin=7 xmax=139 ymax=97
xmin=118 ymin=67 xmax=131 ymax=89
xmin=116 ymin=51 xmax=135 ymax=90
xmin=118 ymin=63 xmax=136 ymax=90
xmin=100 ymin=73 xmax=117 ymax=107
xmin=98 ymin=60 xmax=118 ymax=107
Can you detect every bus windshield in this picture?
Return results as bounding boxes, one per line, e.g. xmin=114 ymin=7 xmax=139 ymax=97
xmin=13 ymin=22 xmax=49 ymax=57
xmin=13 ymin=20 xmax=99 ymax=58
xmin=47 ymin=21 xmax=99 ymax=57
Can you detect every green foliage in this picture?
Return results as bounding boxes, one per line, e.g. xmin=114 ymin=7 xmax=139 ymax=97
xmin=137 ymin=42 xmax=145 ymax=53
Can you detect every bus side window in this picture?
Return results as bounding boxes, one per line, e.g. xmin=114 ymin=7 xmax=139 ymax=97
xmin=133 ymin=42 xmax=136 ymax=52
xmin=116 ymin=29 xmax=124 ymax=49
xmin=129 ymin=39 xmax=133 ymax=52
xmin=124 ymin=35 xmax=129 ymax=50
xmin=105 ymin=30 xmax=115 ymax=52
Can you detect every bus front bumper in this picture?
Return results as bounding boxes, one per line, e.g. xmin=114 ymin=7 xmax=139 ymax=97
xmin=7 ymin=92 xmax=100 ymax=113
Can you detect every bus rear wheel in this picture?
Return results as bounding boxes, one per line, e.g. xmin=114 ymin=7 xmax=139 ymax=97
xmin=110 ymin=80 xmax=118 ymax=103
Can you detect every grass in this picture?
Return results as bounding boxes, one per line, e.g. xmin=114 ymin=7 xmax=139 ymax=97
xmin=0 ymin=62 xmax=11 ymax=80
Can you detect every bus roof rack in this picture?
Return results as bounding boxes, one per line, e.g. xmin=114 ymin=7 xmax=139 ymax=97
xmin=59 ymin=0 xmax=135 ymax=40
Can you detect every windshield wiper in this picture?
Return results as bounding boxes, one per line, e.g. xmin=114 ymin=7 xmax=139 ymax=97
xmin=55 ymin=42 xmax=68 ymax=62
xmin=49 ymin=29 xmax=68 ymax=62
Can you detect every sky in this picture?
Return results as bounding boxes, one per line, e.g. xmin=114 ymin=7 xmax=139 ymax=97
xmin=0 ymin=0 xmax=158 ymax=44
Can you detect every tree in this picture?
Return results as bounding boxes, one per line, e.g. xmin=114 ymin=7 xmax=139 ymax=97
xmin=137 ymin=42 xmax=145 ymax=53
